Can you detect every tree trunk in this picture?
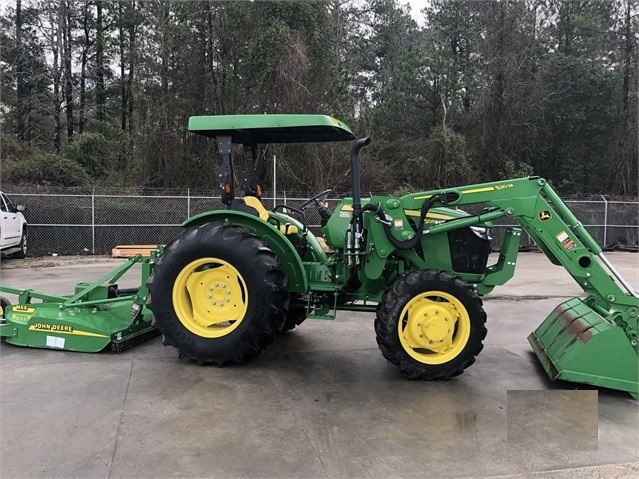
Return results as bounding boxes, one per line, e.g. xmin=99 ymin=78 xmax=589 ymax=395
xmin=160 ymin=2 xmax=170 ymax=129
xmin=79 ymin=0 xmax=90 ymax=134
xmin=204 ymin=1 xmax=220 ymax=113
xmin=621 ymin=0 xmax=631 ymax=114
xmin=63 ymin=0 xmax=74 ymax=142
xmin=52 ymin=4 xmax=62 ymax=151
xmin=119 ymin=1 xmax=126 ymax=131
xmin=613 ymin=0 xmax=638 ymax=195
xmin=127 ymin=1 xmax=136 ymax=133
xmin=15 ymin=0 xmax=27 ymax=141
xmin=96 ymin=0 xmax=105 ymax=122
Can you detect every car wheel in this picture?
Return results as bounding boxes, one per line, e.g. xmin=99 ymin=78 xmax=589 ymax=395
xmin=13 ymin=229 xmax=27 ymax=259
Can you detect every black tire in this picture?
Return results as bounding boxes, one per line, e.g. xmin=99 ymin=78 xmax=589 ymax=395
xmin=146 ymin=223 xmax=288 ymax=365
xmin=0 ymin=296 xmax=10 ymax=318
xmin=13 ymin=229 xmax=27 ymax=259
xmin=375 ymin=269 xmax=486 ymax=380
xmin=280 ymin=303 xmax=306 ymax=333
xmin=0 ymin=297 xmax=10 ymax=342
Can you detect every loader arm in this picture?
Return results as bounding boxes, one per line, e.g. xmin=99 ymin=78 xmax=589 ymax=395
xmin=372 ymin=176 xmax=638 ymax=396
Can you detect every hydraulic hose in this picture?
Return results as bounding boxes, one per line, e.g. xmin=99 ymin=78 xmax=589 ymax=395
xmin=350 ymin=195 xmax=438 ymax=252
xmin=379 ymin=195 xmax=439 ymax=250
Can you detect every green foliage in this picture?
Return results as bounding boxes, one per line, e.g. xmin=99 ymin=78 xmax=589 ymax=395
xmin=2 ymin=153 xmax=91 ymax=187
xmin=61 ymin=132 xmax=117 ymax=179
xmin=392 ymin=185 xmax=416 ymax=197
xmin=425 ymin=126 xmax=477 ymax=188
xmin=500 ymin=160 xmax=534 ymax=180
xmin=396 ymin=127 xmax=477 ymax=191
xmin=546 ymin=54 xmax=618 ymax=190
xmin=0 ymin=0 xmax=636 ymax=196
xmin=0 ymin=131 xmax=25 ymax=159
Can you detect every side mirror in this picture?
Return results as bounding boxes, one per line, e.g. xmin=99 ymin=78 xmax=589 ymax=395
xmin=16 ymin=204 xmax=26 ymax=213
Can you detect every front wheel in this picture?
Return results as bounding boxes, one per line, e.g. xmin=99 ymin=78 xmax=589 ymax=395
xmin=147 ymin=223 xmax=288 ymax=365
xmin=375 ymin=270 xmax=486 ymax=380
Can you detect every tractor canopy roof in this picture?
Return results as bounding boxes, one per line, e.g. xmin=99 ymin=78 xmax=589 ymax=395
xmin=188 ymin=114 xmax=355 ymax=144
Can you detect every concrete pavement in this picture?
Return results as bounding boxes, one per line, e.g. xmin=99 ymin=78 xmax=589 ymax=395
xmin=1 ymin=252 xmax=638 ymax=478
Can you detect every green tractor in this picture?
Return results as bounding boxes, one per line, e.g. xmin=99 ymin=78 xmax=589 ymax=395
xmin=144 ymin=114 xmax=637 ymax=395
xmin=1 ymin=114 xmax=637 ymax=398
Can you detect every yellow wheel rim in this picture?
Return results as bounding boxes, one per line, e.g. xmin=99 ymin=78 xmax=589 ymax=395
xmin=172 ymin=257 xmax=248 ymax=338
xmin=398 ymin=290 xmax=471 ymax=365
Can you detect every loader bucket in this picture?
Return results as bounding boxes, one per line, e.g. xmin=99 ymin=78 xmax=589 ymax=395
xmin=528 ymin=297 xmax=638 ymax=398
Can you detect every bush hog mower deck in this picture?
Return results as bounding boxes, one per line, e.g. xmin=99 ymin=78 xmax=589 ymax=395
xmin=0 ymin=255 xmax=158 ymax=352
xmin=1 ymin=114 xmax=637 ymax=398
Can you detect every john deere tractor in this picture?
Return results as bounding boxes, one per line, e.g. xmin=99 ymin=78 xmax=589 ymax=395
xmin=1 ymin=114 xmax=637 ymax=398
xmin=143 ymin=114 xmax=637 ymax=396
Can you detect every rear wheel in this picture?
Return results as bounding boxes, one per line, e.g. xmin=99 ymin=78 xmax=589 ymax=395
xmin=280 ymin=303 xmax=306 ymax=333
xmin=375 ymin=269 xmax=486 ymax=379
xmin=147 ymin=223 xmax=287 ymax=365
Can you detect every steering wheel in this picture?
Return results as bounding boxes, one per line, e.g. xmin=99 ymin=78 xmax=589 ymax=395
xmin=300 ymin=189 xmax=333 ymax=211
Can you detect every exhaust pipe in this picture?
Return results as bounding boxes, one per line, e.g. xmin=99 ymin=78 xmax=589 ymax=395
xmin=348 ymin=138 xmax=371 ymax=266
xmin=351 ymin=137 xmax=371 ymax=219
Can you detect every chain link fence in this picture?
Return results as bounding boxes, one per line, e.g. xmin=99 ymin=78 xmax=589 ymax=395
xmin=3 ymin=189 xmax=638 ymax=256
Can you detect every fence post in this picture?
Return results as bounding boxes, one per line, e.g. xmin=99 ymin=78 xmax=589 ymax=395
xmin=600 ymin=195 xmax=608 ymax=248
xmin=187 ymin=188 xmax=191 ymax=218
xmin=91 ymin=188 xmax=96 ymax=255
xmin=273 ymin=155 xmax=277 ymax=209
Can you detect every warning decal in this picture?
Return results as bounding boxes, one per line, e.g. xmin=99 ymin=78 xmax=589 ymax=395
xmin=556 ymin=231 xmax=576 ymax=251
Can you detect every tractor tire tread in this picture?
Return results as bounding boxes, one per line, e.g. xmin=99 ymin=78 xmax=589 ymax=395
xmin=375 ymin=269 xmax=486 ymax=380
xmin=147 ymin=223 xmax=287 ymax=366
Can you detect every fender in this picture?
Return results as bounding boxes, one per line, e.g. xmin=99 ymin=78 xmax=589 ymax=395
xmin=182 ymin=210 xmax=309 ymax=293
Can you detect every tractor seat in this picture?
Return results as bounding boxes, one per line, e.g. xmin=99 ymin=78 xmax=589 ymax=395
xmin=243 ymin=196 xmax=299 ymax=235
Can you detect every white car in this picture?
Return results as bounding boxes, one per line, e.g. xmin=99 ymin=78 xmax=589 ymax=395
xmin=0 ymin=192 xmax=27 ymax=258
